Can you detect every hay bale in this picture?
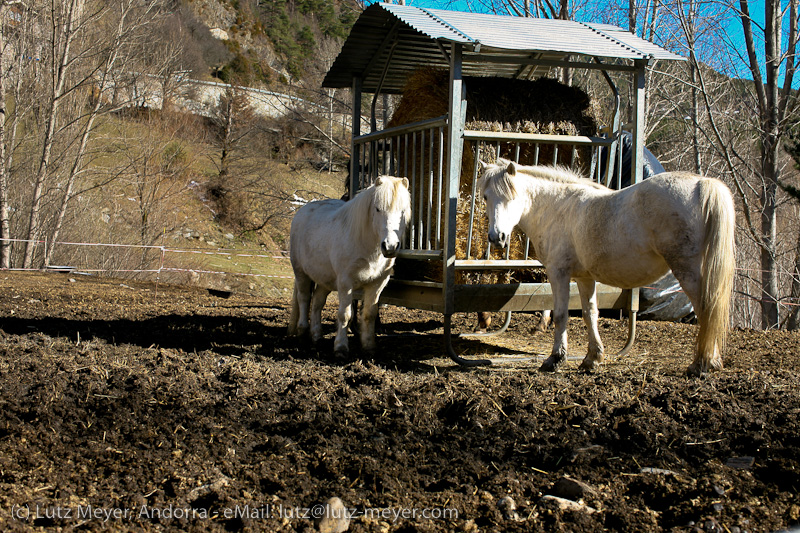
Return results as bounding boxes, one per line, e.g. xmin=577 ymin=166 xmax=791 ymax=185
xmin=389 ymin=68 xmax=601 ymax=284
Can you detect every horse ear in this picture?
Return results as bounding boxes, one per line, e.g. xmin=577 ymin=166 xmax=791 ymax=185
xmin=507 ymin=161 xmax=517 ymax=176
xmin=401 ymin=177 xmax=409 ymax=190
xmin=478 ymin=160 xmax=487 ymax=172
xmin=375 ymin=176 xmax=385 ymax=186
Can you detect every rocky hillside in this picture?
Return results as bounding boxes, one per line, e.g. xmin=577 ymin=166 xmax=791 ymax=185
xmin=176 ymin=0 xmax=361 ymax=86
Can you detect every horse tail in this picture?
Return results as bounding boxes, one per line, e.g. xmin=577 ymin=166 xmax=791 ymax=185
xmin=697 ymin=178 xmax=736 ymax=361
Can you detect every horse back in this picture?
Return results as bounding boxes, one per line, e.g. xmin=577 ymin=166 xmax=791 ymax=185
xmin=562 ymin=173 xmax=713 ymax=286
xmin=289 ymin=200 xmax=348 ymax=281
xmin=625 ymin=172 xmax=722 ymax=256
xmin=290 ymin=199 xmax=346 ymax=236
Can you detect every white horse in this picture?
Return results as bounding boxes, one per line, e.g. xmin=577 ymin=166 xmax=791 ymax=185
xmin=288 ymin=176 xmax=411 ymax=356
xmin=479 ymin=160 xmax=735 ymax=376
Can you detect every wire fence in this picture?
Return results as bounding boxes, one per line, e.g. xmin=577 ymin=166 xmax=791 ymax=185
xmin=0 ymin=237 xmax=798 ymax=312
xmin=0 ymin=237 xmax=294 ymax=283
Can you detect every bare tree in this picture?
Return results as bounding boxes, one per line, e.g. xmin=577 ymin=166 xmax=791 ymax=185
xmin=44 ymin=0 xmax=162 ymax=267
xmin=725 ymin=0 xmax=799 ymax=328
xmin=204 ymin=82 xmax=260 ymax=226
xmin=113 ymin=115 xmax=193 ymax=254
xmin=608 ymin=0 xmax=800 ymax=330
xmin=0 ymin=1 xmax=14 ymax=268
xmin=22 ymin=0 xmax=94 ymax=268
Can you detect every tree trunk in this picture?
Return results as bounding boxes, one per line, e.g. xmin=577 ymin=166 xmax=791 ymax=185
xmin=647 ymin=0 xmax=659 ymax=41
xmin=0 ymin=19 xmax=10 ymax=269
xmin=788 ymin=230 xmax=800 ymax=330
xmin=758 ymin=0 xmax=782 ymax=329
xmin=735 ymin=0 xmax=789 ymax=329
xmin=760 ymin=140 xmax=780 ymax=328
xmin=629 ymin=0 xmax=636 ymax=33
xmin=44 ymin=112 xmax=97 ymax=268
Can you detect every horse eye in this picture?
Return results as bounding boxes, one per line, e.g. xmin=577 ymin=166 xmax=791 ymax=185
xmin=375 ymin=206 xmax=381 ymax=213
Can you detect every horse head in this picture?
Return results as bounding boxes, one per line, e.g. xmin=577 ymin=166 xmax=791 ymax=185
xmin=372 ymin=176 xmax=411 ymax=258
xmin=479 ymin=159 xmax=523 ymax=250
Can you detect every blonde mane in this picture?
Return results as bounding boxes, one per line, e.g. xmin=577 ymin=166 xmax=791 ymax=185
xmin=343 ymin=176 xmax=411 ymax=243
xmin=481 ymin=162 xmax=606 ymax=201
xmin=481 ymin=164 xmax=520 ymax=200
xmin=372 ymin=176 xmax=412 ymax=215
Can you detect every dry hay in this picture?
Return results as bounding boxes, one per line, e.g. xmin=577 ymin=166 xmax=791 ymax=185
xmin=390 ymin=68 xmax=601 ymax=285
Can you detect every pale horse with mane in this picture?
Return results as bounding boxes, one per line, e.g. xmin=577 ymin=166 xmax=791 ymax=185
xmin=479 ymin=160 xmax=735 ymax=376
xmin=288 ymin=176 xmax=411 ymax=356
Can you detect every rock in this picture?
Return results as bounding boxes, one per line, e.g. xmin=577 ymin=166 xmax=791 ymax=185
xmin=551 ymin=476 xmax=597 ymax=501
xmin=462 ymin=519 xmax=479 ymax=533
xmin=497 ymin=496 xmax=520 ymax=521
xmin=210 ymin=28 xmax=229 ymax=40
xmin=385 ymin=391 xmax=403 ymax=408
xmin=640 ymin=467 xmax=680 ymax=476
xmin=569 ymin=444 xmax=604 ymax=463
xmin=186 ymin=475 xmax=230 ymax=502
xmin=538 ymin=495 xmax=597 ymax=514
xmin=725 ymin=456 xmax=755 ymax=470
xmin=315 ymin=497 xmax=350 ymax=533
xmin=639 ymin=467 xmax=694 ymax=483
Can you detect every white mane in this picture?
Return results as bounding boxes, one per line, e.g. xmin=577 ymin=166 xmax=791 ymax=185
xmin=342 ymin=176 xmax=411 ymax=243
xmin=480 ymin=162 xmax=605 ymax=201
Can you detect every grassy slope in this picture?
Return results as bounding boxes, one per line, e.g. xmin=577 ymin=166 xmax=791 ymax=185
xmin=78 ymin=111 xmax=344 ymax=296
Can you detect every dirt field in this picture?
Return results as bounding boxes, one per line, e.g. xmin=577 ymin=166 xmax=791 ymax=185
xmin=0 ymin=271 xmax=798 ymax=532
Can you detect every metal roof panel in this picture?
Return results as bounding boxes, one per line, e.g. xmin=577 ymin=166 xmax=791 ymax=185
xmin=323 ymin=3 xmax=685 ymax=91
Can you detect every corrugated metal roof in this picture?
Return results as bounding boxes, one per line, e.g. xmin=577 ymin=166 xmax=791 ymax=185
xmin=323 ymin=3 xmax=685 ymax=92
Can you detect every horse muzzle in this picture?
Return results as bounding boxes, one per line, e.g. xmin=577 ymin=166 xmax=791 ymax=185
xmin=381 ymin=242 xmax=399 ymax=258
xmin=488 ymin=230 xmax=509 ymax=249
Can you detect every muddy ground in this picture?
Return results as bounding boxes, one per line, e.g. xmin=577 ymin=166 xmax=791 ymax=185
xmin=0 ymin=271 xmax=798 ymax=532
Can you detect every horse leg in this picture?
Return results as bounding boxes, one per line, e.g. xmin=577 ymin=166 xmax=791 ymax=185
xmin=576 ymin=279 xmax=604 ymax=372
xmin=309 ymin=287 xmax=330 ymax=344
xmin=290 ymin=275 xmax=313 ymax=337
xmin=540 ymin=272 xmax=570 ymax=372
xmin=334 ymin=287 xmax=354 ymax=357
xmin=533 ymin=310 xmax=552 ymax=334
xmin=359 ymin=278 xmax=388 ymax=355
xmin=671 ymin=262 xmax=721 ymax=376
xmin=477 ymin=312 xmax=492 ymax=333
xmin=287 ymin=284 xmax=300 ymax=336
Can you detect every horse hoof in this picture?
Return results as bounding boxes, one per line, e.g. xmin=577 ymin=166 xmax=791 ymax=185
xmin=686 ymin=363 xmax=705 ymax=377
xmin=333 ymin=347 xmax=349 ymax=360
xmin=539 ymin=358 xmax=561 ymax=372
xmin=362 ymin=348 xmax=377 ymax=358
xmin=578 ymin=360 xmax=599 ymax=373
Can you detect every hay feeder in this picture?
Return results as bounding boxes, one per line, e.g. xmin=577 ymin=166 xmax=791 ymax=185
xmin=322 ymin=4 xmax=685 ymax=366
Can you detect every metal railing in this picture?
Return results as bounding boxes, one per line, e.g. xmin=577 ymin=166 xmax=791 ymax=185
xmin=352 ymin=117 xmax=619 ymax=273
